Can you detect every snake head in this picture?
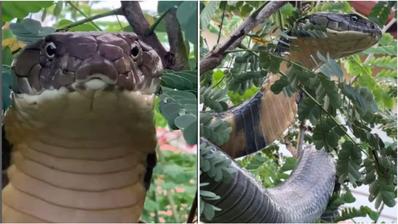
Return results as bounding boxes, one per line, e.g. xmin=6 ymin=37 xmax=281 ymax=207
xmin=11 ymin=32 xmax=163 ymax=95
xmin=289 ymin=13 xmax=382 ymax=59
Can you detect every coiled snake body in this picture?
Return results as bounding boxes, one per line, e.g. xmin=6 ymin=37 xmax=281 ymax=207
xmin=201 ymin=13 xmax=381 ymax=223
xmin=2 ymin=13 xmax=382 ymax=223
xmin=2 ymin=32 xmax=162 ymax=222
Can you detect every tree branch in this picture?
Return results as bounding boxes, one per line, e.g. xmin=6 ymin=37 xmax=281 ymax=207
xmin=121 ymin=1 xmax=172 ymax=68
xmin=56 ymin=8 xmax=122 ymax=31
xmin=200 ymin=1 xmax=287 ymax=74
xmin=165 ymin=7 xmax=189 ymax=70
xmin=66 ymin=1 xmax=102 ymax=31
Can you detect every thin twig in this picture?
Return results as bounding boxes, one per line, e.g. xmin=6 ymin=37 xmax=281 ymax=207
xmin=297 ymin=121 xmax=306 ymax=153
xmin=56 ymin=8 xmax=122 ymax=31
xmin=375 ymin=202 xmax=384 ymax=223
xmin=200 ymin=1 xmax=287 ymax=74
xmin=115 ymin=14 xmax=124 ymax=30
xmin=146 ymin=7 xmax=174 ymax=36
xmin=216 ymin=3 xmax=226 ymax=45
xmin=66 ymin=1 xmax=102 ymax=31
xmin=187 ymin=192 xmax=197 ymax=223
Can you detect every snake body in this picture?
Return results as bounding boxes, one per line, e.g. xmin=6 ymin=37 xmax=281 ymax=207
xmin=2 ymin=32 xmax=163 ymax=222
xmin=201 ymin=13 xmax=381 ymax=222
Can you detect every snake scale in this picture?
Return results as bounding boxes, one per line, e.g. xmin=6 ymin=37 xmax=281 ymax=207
xmin=201 ymin=13 xmax=381 ymax=222
xmin=2 ymin=32 xmax=162 ymax=222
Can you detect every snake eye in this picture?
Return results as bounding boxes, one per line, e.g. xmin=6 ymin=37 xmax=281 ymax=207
xmin=130 ymin=44 xmax=140 ymax=57
xmin=44 ymin=42 xmax=56 ymax=58
xmin=350 ymin=15 xmax=359 ymax=22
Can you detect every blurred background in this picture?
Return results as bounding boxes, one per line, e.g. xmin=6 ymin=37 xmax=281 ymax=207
xmin=2 ymin=1 xmax=197 ymax=223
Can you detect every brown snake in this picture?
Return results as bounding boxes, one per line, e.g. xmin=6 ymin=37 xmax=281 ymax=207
xmin=3 ymin=32 xmax=163 ymax=222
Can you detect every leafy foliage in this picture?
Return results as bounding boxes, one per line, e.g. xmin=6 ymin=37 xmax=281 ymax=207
xmin=368 ymin=1 xmax=397 ymax=26
xmin=336 ymin=141 xmax=362 ymax=185
xmin=238 ymin=145 xmax=297 ymax=188
xmin=200 ymin=113 xmax=231 ymax=146
xmin=200 ymin=86 xmax=228 ymax=112
xmin=142 ymin=150 xmax=196 ymax=223
xmin=159 ymin=85 xmax=197 ymax=145
xmin=200 ymin=1 xmax=396 ymax=222
xmin=10 ymin=18 xmax=55 ymax=44
xmin=159 ymin=70 xmax=198 ymax=145
xmin=2 ymin=2 xmax=197 ymax=223
xmin=200 ymin=140 xmax=236 ymax=220
xmin=158 ymin=1 xmax=197 ymax=46
xmin=2 ymin=1 xmax=54 ymax=22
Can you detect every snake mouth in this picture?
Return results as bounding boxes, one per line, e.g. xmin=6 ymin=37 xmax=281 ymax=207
xmin=13 ymin=61 xmax=161 ymax=96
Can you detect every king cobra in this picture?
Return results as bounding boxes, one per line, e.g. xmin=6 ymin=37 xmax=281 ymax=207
xmin=2 ymin=32 xmax=163 ymax=222
xmin=201 ymin=13 xmax=381 ymax=222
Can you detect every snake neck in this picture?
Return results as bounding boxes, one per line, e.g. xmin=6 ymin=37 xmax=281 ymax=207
xmin=3 ymin=90 xmax=157 ymax=222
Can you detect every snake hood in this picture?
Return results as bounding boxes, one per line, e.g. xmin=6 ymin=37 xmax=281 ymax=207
xmin=11 ymin=32 xmax=163 ymax=95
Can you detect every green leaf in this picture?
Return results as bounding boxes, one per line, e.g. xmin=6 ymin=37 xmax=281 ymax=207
xmin=368 ymin=56 xmax=397 ymax=70
xmin=245 ymin=154 xmax=267 ymax=170
xmin=334 ymin=206 xmax=379 ymax=222
xmin=201 ymin=86 xmax=229 ymax=112
xmin=10 ymin=18 xmax=55 ymax=44
xmin=200 ymin=1 xmax=220 ymax=29
xmin=240 ymin=3 xmax=253 ymax=17
xmin=340 ymin=84 xmax=378 ymax=120
xmin=336 ymin=141 xmax=362 ymax=185
xmin=368 ymin=1 xmax=396 ymax=26
xmin=211 ymin=70 xmax=225 ymax=87
xmin=312 ymin=117 xmax=346 ymax=151
xmin=200 ymin=190 xmax=220 ymax=199
xmin=313 ymin=75 xmax=341 ymax=115
xmin=2 ymin=45 xmax=13 ymax=66
xmin=228 ymin=71 xmax=265 ymax=94
xmin=174 ymin=114 xmax=197 ymax=144
xmin=2 ymin=1 xmax=54 ymax=22
xmin=53 ymin=1 xmax=63 ymax=17
xmin=317 ymin=52 xmax=344 ymax=80
xmin=158 ymin=1 xmax=181 ymax=14
xmin=200 ymin=140 xmax=235 ymax=183
xmin=228 ymin=86 xmax=258 ymax=105
xmin=280 ymin=157 xmax=297 ymax=172
xmin=298 ymin=96 xmax=322 ymax=124
xmin=143 ymin=199 xmax=159 ymax=212
xmin=176 ymin=1 xmax=198 ymax=45
xmin=200 ymin=113 xmax=231 ymax=145
xmin=161 ymin=70 xmax=197 ymax=93
xmin=369 ymin=177 xmax=396 ymax=208
xmin=202 ymin=202 xmax=217 ymax=220
xmin=270 ymin=75 xmax=289 ymax=94
xmin=259 ymin=52 xmax=282 ymax=73
xmin=159 ymin=87 xmax=197 ymax=129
